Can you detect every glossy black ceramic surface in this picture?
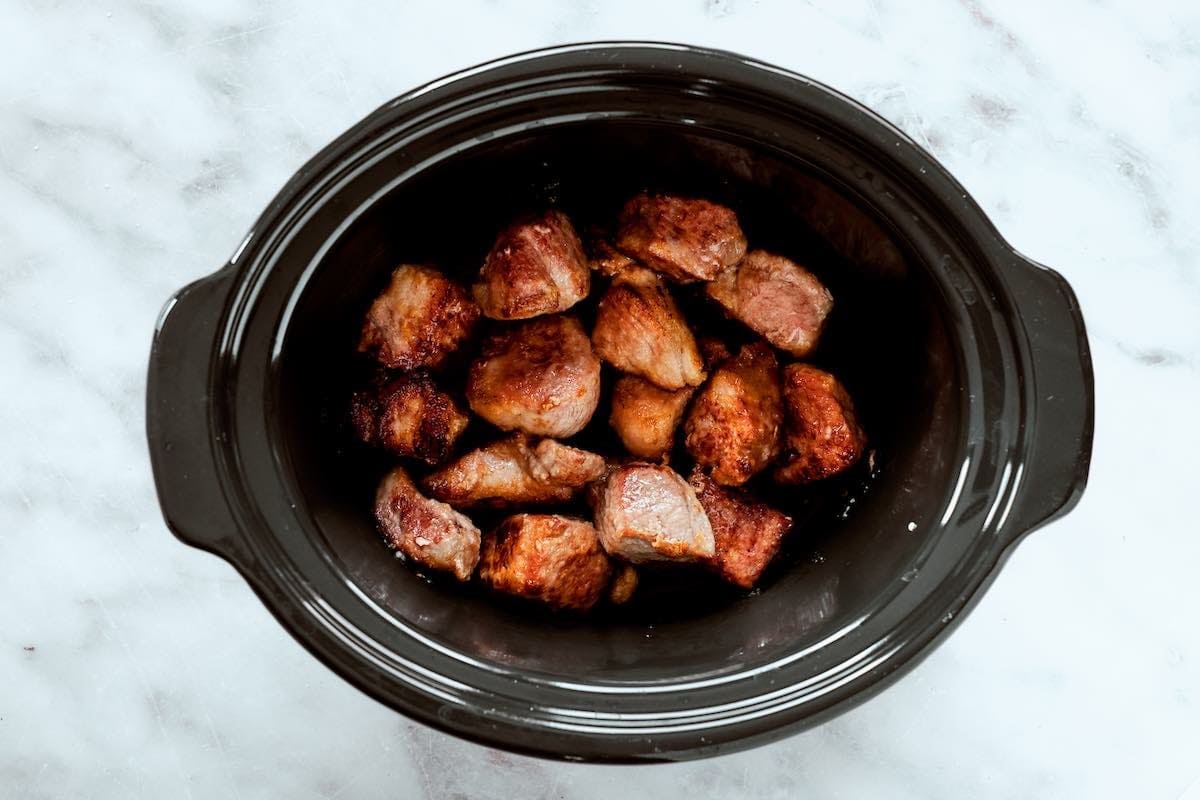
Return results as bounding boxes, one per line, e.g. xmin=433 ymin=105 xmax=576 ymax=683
xmin=147 ymin=43 xmax=1093 ymax=761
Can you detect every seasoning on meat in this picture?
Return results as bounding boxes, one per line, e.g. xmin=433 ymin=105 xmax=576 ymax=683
xmin=466 ymin=315 xmax=601 ymax=438
xmin=374 ymin=466 xmax=481 ymax=581
xmin=594 ymin=462 xmax=715 ymax=564
xmin=587 ymin=237 xmax=637 ymax=278
xmin=616 ymin=193 xmax=747 ymax=283
xmin=706 ymin=250 xmax=833 ymax=358
xmin=423 ymin=433 xmax=605 ymax=508
xmin=774 ymin=364 xmax=866 ymax=484
xmin=351 ymin=371 xmax=469 ymax=464
xmin=354 ymin=191 xmax=866 ymax=609
xmin=591 ymin=265 xmax=705 ymax=390
xmin=473 ymin=210 xmax=590 ymax=320
xmin=358 ymin=263 xmax=480 ymax=370
xmin=479 ymin=514 xmax=613 ymax=610
xmin=609 ymin=374 xmax=693 ymax=460
xmin=689 ymin=469 xmax=793 ymax=589
xmin=684 ymin=342 xmax=783 ymax=485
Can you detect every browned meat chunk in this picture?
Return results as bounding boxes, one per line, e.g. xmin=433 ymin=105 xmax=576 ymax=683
xmin=616 ymin=194 xmax=747 ymax=283
xmin=358 ymin=264 xmax=480 ymax=370
xmin=587 ymin=237 xmax=637 ymax=278
xmin=689 ymin=470 xmax=793 ymax=589
xmin=684 ymin=342 xmax=783 ymax=486
xmin=774 ymin=364 xmax=866 ymax=484
xmin=607 ymin=564 xmax=639 ymax=605
xmin=423 ymin=433 xmax=605 ymax=509
xmin=479 ymin=514 xmax=613 ymax=610
xmin=466 ymin=315 xmax=601 ymax=437
xmin=706 ymin=250 xmax=833 ymax=357
xmin=591 ymin=266 xmax=705 ymax=390
xmin=608 ymin=375 xmax=693 ymax=459
xmin=473 ymin=210 xmax=590 ymax=320
xmin=374 ymin=466 xmax=480 ymax=581
xmin=594 ymin=463 xmax=714 ymax=564
xmin=351 ymin=372 xmax=469 ymax=464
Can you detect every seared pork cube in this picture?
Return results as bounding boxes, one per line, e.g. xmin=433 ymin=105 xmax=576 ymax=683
xmin=374 ymin=466 xmax=481 ymax=581
xmin=466 ymin=315 xmax=601 ymax=438
xmin=358 ymin=264 xmax=480 ymax=370
xmin=616 ymin=194 xmax=747 ymax=283
xmin=609 ymin=374 xmax=693 ymax=460
xmin=479 ymin=514 xmax=613 ymax=611
xmin=591 ymin=266 xmax=705 ymax=390
xmin=607 ymin=564 xmax=639 ymax=605
xmin=351 ymin=372 xmax=469 ymax=464
xmin=423 ymin=433 xmax=605 ymax=508
xmin=473 ymin=210 xmax=590 ymax=320
xmin=706 ymin=250 xmax=833 ymax=358
xmin=594 ymin=463 xmax=714 ymax=564
xmin=684 ymin=342 xmax=783 ymax=486
xmin=689 ymin=469 xmax=793 ymax=589
xmin=774 ymin=364 xmax=866 ymax=484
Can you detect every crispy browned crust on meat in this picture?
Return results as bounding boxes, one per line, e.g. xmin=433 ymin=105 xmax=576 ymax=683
xmin=706 ymin=250 xmax=833 ymax=358
xmin=466 ymin=315 xmax=601 ymax=437
xmin=591 ymin=266 xmax=706 ymax=390
xmin=774 ymin=364 xmax=866 ymax=484
xmin=689 ymin=469 xmax=792 ymax=589
xmin=479 ymin=514 xmax=613 ymax=610
xmin=374 ymin=466 xmax=481 ymax=581
xmin=609 ymin=375 xmax=694 ymax=459
xmin=423 ymin=433 xmax=605 ymax=508
xmin=351 ymin=372 xmax=469 ymax=464
xmin=358 ymin=264 xmax=480 ymax=370
xmin=684 ymin=342 xmax=783 ymax=486
xmin=615 ymin=194 xmax=747 ymax=283
xmin=587 ymin=238 xmax=638 ymax=278
xmin=473 ymin=210 xmax=590 ymax=320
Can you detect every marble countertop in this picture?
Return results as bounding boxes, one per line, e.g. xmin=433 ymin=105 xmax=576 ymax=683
xmin=3 ymin=1 xmax=1198 ymax=797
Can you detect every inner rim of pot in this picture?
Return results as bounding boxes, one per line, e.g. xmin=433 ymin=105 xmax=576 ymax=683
xmin=211 ymin=50 xmax=1017 ymax=710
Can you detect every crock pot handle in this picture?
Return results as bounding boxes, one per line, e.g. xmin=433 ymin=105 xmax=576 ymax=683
xmin=146 ymin=268 xmax=245 ymax=561
xmin=1004 ymin=255 xmax=1095 ymax=538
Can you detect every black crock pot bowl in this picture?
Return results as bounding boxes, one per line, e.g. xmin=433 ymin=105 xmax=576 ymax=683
xmin=146 ymin=43 xmax=1093 ymax=761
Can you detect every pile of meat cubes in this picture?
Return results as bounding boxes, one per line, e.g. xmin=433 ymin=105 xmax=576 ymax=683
xmin=352 ymin=194 xmax=867 ymax=612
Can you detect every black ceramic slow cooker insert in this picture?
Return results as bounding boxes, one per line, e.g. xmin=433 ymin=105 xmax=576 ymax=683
xmin=146 ymin=43 xmax=1094 ymax=761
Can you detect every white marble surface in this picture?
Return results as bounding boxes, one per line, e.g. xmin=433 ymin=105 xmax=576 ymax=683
xmin=2 ymin=0 xmax=1198 ymax=797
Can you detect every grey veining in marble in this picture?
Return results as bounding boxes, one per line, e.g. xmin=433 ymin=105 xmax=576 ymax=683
xmin=2 ymin=1 xmax=1199 ymax=797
